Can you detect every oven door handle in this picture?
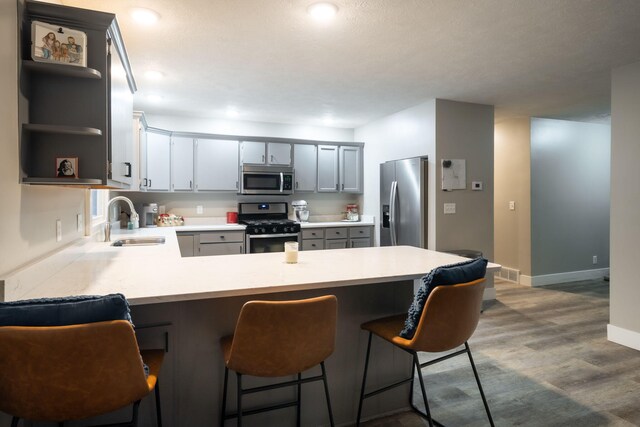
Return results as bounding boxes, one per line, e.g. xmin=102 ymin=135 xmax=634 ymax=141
xmin=248 ymin=233 xmax=299 ymax=239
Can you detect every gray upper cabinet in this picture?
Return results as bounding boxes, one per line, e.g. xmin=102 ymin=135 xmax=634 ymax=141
xmin=339 ymin=146 xmax=362 ymax=193
xmin=19 ymin=1 xmax=136 ymax=187
xmin=171 ymin=136 xmax=194 ymax=191
xmin=145 ymin=131 xmax=171 ymax=191
xmin=293 ymin=144 xmax=317 ymax=192
xmin=240 ymin=141 xmax=292 ymax=166
xmin=195 ymin=138 xmax=239 ymax=191
xmin=317 ymin=145 xmax=339 ymax=192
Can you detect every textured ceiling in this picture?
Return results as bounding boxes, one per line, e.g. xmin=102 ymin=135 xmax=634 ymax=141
xmin=61 ymin=0 xmax=640 ymax=127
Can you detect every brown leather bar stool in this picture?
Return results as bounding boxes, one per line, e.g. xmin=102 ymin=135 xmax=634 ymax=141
xmin=220 ymin=295 xmax=337 ymax=426
xmin=356 ymin=279 xmax=494 ymax=427
xmin=0 ymin=320 xmax=163 ymax=427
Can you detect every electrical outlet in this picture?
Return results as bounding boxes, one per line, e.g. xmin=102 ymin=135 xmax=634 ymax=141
xmin=56 ymin=219 xmax=62 ymax=242
xmin=196 ymin=205 xmax=204 ymax=215
xmin=77 ymin=214 xmax=83 ymax=232
xmin=593 ymin=255 xmax=598 ymax=264
xmin=444 ymin=203 xmax=456 ymax=214
xmin=509 ymin=201 xmax=516 ymax=211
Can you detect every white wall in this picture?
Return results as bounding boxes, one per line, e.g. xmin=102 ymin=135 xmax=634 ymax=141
xmin=354 ymin=100 xmax=437 ymax=248
xmin=530 ymin=118 xmax=610 ymax=276
xmin=145 ymin=114 xmax=355 ymax=142
xmin=0 ymin=0 xmax=86 ymax=279
xmin=609 ymin=61 xmax=640 ymax=344
xmin=494 ymin=118 xmax=532 ymax=276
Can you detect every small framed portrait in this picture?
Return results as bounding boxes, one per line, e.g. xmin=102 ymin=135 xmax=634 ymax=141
xmin=32 ymin=21 xmax=87 ymax=67
xmin=55 ymin=157 xmax=78 ymax=178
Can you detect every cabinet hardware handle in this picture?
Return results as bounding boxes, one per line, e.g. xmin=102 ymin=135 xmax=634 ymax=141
xmin=312 ymin=244 xmax=316 ymax=247
xmin=124 ymin=162 xmax=132 ymax=178
xmin=342 ymin=183 xmax=344 ymax=190
xmin=236 ymin=181 xmax=239 ymax=189
xmin=149 ymin=179 xmax=152 ymax=188
xmin=190 ymin=180 xmax=192 ymax=189
xmin=296 ymin=181 xmax=299 ymax=189
xmin=271 ymin=155 xmax=274 ymax=163
xmin=143 ymin=178 xmax=148 ymax=187
xmin=220 ymin=236 xmax=225 ymax=239
xmin=262 ymin=154 xmax=265 ymax=163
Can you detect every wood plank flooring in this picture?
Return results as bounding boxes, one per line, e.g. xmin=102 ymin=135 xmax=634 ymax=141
xmin=363 ymin=278 xmax=640 ymax=426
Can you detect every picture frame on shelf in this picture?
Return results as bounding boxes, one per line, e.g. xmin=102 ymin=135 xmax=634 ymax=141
xmin=55 ymin=157 xmax=78 ymax=178
xmin=32 ymin=21 xmax=87 ymax=67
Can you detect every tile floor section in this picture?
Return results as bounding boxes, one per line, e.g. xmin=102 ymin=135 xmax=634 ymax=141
xmin=362 ymin=278 xmax=640 ymax=427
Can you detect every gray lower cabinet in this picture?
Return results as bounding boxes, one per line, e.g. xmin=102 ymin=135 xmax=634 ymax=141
xmin=197 ymin=231 xmax=244 ymax=256
xmin=177 ymin=233 xmax=195 ymax=257
xmin=301 ymin=226 xmax=373 ymax=251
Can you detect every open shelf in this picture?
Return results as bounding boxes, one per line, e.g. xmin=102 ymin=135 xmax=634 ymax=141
xmin=22 ymin=60 xmax=102 ymax=79
xmin=22 ymin=177 xmax=103 ymax=185
xmin=23 ymin=123 xmax=102 ymax=136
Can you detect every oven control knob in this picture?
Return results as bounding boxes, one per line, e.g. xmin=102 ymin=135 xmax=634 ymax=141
xmin=260 ymin=228 xmax=266 ymax=233
xmin=284 ymin=226 xmax=289 ymax=232
xmin=272 ymin=227 xmax=277 ymax=233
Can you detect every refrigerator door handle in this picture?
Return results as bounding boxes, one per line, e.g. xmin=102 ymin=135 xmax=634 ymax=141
xmin=390 ymin=180 xmax=398 ymax=246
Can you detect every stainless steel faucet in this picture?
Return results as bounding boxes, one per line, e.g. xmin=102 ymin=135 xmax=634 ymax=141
xmin=104 ymin=196 xmax=139 ymax=242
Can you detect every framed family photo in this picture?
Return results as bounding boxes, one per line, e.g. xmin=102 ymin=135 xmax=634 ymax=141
xmin=55 ymin=157 xmax=78 ymax=178
xmin=32 ymin=21 xmax=87 ymax=67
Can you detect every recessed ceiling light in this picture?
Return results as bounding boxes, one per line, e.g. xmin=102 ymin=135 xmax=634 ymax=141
xmin=147 ymin=94 xmax=163 ymax=103
xmin=131 ymin=8 xmax=160 ymax=25
xmin=226 ymin=107 xmax=239 ymax=118
xmin=307 ymin=2 xmax=338 ymax=23
xmin=145 ymin=70 xmax=164 ymax=80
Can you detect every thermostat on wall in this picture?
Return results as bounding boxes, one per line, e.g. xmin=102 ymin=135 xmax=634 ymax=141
xmin=472 ymin=181 xmax=483 ymax=190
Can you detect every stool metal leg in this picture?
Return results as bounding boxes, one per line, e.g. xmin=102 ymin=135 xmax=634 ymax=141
xmin=465 ymin=342 xmax=495 ymax=427
xmin=412 ymin=352 xmax=434 ymax=427
xmin=296 ymin=372 xmax=302 ymax=427
xmin=236 ymin=373 xmax=243 ymax=427
xmin=320 ymin=361 xmax=335 ymax=427
xmin=220 ymin=367 xmax=229 ymax=427
xmin=154 ymin=380 xmax=163 ymax=427
xmin=356 ymin=332 xmax=373 ymax=426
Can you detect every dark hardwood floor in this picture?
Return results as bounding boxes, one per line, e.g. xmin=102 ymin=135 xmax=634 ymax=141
xmin=363 ymin=278 xmax=640 ymax=426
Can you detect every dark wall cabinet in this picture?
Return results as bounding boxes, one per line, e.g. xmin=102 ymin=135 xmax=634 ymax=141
xmin=18 ymin=0 xmax=136 ymax=187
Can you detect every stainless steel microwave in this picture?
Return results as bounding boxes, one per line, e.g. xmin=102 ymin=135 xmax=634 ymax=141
xmin=240 ymin=165 xmax=294 ymax=195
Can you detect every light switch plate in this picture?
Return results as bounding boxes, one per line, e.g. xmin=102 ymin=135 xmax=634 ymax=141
xmin=444 ymin=203 xmax=456 ymax=214
xmin=196 ymin=205 xmax=204 ymax=215
xmin=509 ymin=201 xmax=516 ymax=211
xmin=472 ymin=181 xmax=483 ymax=190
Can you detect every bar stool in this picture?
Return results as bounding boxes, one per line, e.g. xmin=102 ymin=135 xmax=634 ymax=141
xmin=356 ymin=278 xmax=494 ymax=427
xmin=0 ymin=320 xmax=163 ymax=427
xmin=220 ymin=295 xmax=337 ymax=426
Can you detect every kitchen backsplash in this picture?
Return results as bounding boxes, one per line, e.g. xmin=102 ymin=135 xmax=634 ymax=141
xmin=111 ymin=191 xmax=362 ymax=222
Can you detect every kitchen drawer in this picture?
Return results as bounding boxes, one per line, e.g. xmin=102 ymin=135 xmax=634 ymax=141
xmin=325 ymin=228 xmax=348 ymax=240
xmin=302 ymin=239 xmax=325 ymax=251
xmin=325 ymin=239 xmax=348 ymax=250
xmin=350 ymin=237 xmax=371 ymax=248
xmin=302 ymin=229 xmax=325 ymax=239
xmin=199 ymin=231 xmax=244 ymax=244
xmin=199 ymin=242 xmax=244 ymax=256
xmin=349 ymin=226 xmax=371 ymax=239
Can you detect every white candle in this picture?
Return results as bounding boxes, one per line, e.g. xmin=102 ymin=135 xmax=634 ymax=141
xmin=284 ymin=241 xmax=298 ymax=264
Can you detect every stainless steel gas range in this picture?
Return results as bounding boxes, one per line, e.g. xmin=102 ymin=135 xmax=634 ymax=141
xmin=238 ymin=202 xmax=301 ymax=253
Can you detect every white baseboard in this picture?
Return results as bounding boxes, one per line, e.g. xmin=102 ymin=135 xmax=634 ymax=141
xmin=608 ymin=324 xmax=640 ymax=352
xmin=519 ymin=268 xmax=609 ymax=287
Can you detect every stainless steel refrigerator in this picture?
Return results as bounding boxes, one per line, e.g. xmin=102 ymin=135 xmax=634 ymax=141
xmin=380 ymin=156 xmax=428 ymax=247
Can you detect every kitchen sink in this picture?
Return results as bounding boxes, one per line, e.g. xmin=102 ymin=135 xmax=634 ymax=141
xmin=111 ymin=237 xmax=166 ymax=247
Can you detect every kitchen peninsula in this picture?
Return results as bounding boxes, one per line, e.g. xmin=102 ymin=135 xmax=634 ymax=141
xmin=0 ymin=228 xmax=499 ymax=426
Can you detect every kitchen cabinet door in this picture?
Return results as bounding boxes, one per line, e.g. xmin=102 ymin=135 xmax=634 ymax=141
xmin=350 ymin=238 xmax=371 ymax=248
xmin=317 ymin=145 xmax=339 ymax=192
xmin=340 ymin=146 xmax=362 ymax=193
xmin=177 ymin=233 xmax=195 ymax=257
xmin=134 ymin=113 xmax=147 ymax=191
xmin=171 ymin=136 xmax=194 ymax=191
xmin=267 ymin=142 xmax=292 ymax=166
xmin=325 ymin=239 xmax=348 ymax=250
xmin=196 ymin=139 xmax=239 ymax=191
xmin=240 ymin=141 xmax=266 ymax=164
xmin=293 ymin=144 xmax=316 ymax=192
xmin=109 ymin=45 xmax=134 ymax=188
xmin=146 ymin=131 xmax=171 ymax=191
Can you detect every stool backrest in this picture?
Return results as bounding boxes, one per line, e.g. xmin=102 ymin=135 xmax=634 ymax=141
xmin=0 ymin=320 xmax=150 ymax=422
xmin=407 ymin=278 xmax=485 ymax=352
xmin=227 ymin=295 xmax=337 ymax=377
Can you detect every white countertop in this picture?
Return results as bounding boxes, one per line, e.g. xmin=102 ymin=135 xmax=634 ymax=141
xmin=1 ymin=226 xmax=498 ymax=306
